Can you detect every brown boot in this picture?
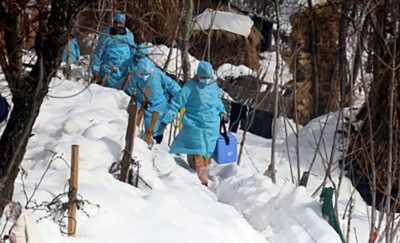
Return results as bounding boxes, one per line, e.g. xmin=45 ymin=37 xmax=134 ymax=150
xmin=194 ymin=155 xmax=211 ymax=186
xmin=196 ymin=166 xmax=208 ymax=187
xmin=187 ymin=154 xmax=196 ymax=170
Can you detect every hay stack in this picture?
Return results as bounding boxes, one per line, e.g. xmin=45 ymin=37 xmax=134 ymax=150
xmin=220 ymin=75 xmax=276 ymax=112
xmin=190 ymin=26 xmax=262 ymax=71
xmin=281 ymin=80 xmax=313 ymax=124
xmin=281 ymin=3 xmax=341 ymax=125
xmin=125 ymin=0 xmax=181 ymax=45
xmin=346 ymin=42 xmax=400 ymax=210
xmin=77 ymin=1 xmax=181 ymax=53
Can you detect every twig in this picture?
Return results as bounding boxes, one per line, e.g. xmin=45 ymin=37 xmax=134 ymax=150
xmin=22 ymin=151 xmax=69 ymax=208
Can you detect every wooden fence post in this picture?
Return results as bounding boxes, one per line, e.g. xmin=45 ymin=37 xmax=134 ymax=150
xmin=121 ymin=72 xmax=133 ymax=90
xmin=100 ymin=74 xmax=109 ymax=86
xmin=120 ymin=104 xmax=138 ymax=183
xmin=167 ymin=123 xmax=174 ymax=146
xmin=136 ymin=87 xmax=151 ymax=127
xmin=68 ymin=145 xmax=79 ymax=236
xmin=65 ymin=39 xmax=71 ymax=80
xmin=145 ymin=111 xmax=159 ymax=144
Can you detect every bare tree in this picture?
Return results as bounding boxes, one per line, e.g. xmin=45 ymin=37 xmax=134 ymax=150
xmin=343 ymin=1 xmax=400 ymax=241
xmin=306 ymin=0 xmax=319 ymax=118
xmin=263 ymin=0 xmax=281 ymax=184
xmin=0 ymin=0 xmax=93 ymax=218
xmin=180 ymin=0 xmax=194 ymax=81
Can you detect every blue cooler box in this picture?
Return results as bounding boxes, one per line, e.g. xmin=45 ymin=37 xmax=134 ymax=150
xmin=212 ymin=132 xmax=237 ymax=164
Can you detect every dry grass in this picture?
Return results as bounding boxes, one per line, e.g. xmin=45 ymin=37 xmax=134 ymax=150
xmin=281 ymin=3 xmax=341 ymax=125
xmin=190 ymin=26 xmax=262 ymax=71
xmin=125 ymin=0 xmax=181 ymax=45
xmin=76 ymin=1 xmax=181 ymax=53
xmin=347 ymin=41 xmax=400 ymax=209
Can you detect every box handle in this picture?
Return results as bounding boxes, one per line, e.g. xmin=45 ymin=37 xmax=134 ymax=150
xmin=220 ymin=121 xmax=230 ymax=146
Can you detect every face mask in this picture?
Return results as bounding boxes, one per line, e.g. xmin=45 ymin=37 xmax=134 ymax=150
xmin=141 ymin=74 xmax=151 ymax=81
xmin=109 ymin=26 xmax=126 ymax=35
xmin=199 ymin=78 xmax=212 ymax=85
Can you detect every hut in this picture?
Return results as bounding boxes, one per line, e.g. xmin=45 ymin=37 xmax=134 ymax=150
xmin=190 ymin=9 xmax=262 ymax=71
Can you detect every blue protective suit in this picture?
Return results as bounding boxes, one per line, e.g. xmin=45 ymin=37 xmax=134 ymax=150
xmin=117 ymin=43 xmax=149 ymax=90
xmin=61 ymin=38 xmax=80 ymax=64
xmin=129 ymin=59 xmax=181 ymax=137
xmin=113 ymin=12 xmax=126 ymax=23
xmin=161 ymin=79 xmax=227 ymax=157
xmin=92 ymin=27 xmax=135 ymax=88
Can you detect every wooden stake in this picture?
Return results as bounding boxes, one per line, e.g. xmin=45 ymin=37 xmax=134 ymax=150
xmin=121 ymin=72 xmax=133 ymax=90
xmin=167 ymin=122 xmax=174 ymax=146
xmin=299 ymin=171 xmax=310 ymax=187
xmin=145 ymin=111 xmax=159 ymax=144
xmin=100 ymin=74 xmax=109 ymax=86
xmin=120 ymin=104 xmax=138 ymax=183
xmin=65 ymin=39 xmax=71 ymax=80
xmin=68 ymin=145 xmax=79 ymax=236
xmin=136 ymin=87 xmax=151 ymax=127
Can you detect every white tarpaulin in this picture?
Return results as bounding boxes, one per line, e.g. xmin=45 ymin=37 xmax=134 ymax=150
xmin=193 ymin=9 xmax=254 ymax=38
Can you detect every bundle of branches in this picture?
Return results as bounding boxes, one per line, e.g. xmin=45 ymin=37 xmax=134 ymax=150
xmin=281 ymin=80 xmax=313 ymax=124
xmin=345 ymin=43 xmax=400 ymax=211
xmin=124 ymin=0 xmax=181 ymax=45
xmin=78 ymin=1 xmax=123 ymax=55
xmin=190 ymin=26 xmax=262 ymax=71
xmin=220 ymin=75 xmax=279 ymax=112
xmin=281 ymin=3 xmax=341 ymax=125
xmin=76 ymin=1 xmax=181 ymax=53
xmin=77 ymin=8 xmax=105 ymax=55
xmin=194 ymin=0 xmax=228 ymax=14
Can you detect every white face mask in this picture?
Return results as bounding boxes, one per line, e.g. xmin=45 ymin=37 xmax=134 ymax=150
xmin=199 ymin=78 xmax=212 ymax=85
xmin=142 ymin=74 xmax=151 ymax=81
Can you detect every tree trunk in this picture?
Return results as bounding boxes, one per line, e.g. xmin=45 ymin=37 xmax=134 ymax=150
xmin=0 ymin=90 xmax=45 ymax=215
xmin=66 ymin=39 xmax=72 ymax=80
xmin=263 ymin=0 xmax=280 ymax=184
xmin=180 ymin=0 xmax=194 ymax=81
xmin=335 ymin=0 xmax=351 ymax=219
xmin=307 ymin=0 xmax=319 ymax=118
xmin=0 ymin=0 xmax=92 ymax=218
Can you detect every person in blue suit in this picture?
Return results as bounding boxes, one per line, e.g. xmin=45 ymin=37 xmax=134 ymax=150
xmin=118 ymin=43 xmax=149 ymax=91
xmin=130 ymin=58 xmax=181 ymax=143
xmin=124 ymin=43 xmax=149 ymax=73
xmin=92 ymin=12 xmax=135 ymax=88
xmin=161 ymin=61 xmax=227 ymax=186
xmin=61 ymin=32 xmax=80 ymax=64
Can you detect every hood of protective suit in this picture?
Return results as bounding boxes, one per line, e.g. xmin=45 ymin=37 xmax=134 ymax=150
xmin=135 ymin=43 xmax=149 ymax=58
xmin=137 ymin=58 xmax=155 ymax=75
xmin=197 ymin=61 xmax=213 ymax=78
xmin=113 ymin=13 xmax=126 ymax=23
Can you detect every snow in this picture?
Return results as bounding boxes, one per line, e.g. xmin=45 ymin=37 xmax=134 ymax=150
xmin=147 ymin=44 xmax=200 ymax=80
xmin=193 ymin=9 xmax=254 ymax=37
xmin=148 ymin=45 xmax=292 ymax=99
xmin=0 ymin=50 xmax=390 ymax=243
